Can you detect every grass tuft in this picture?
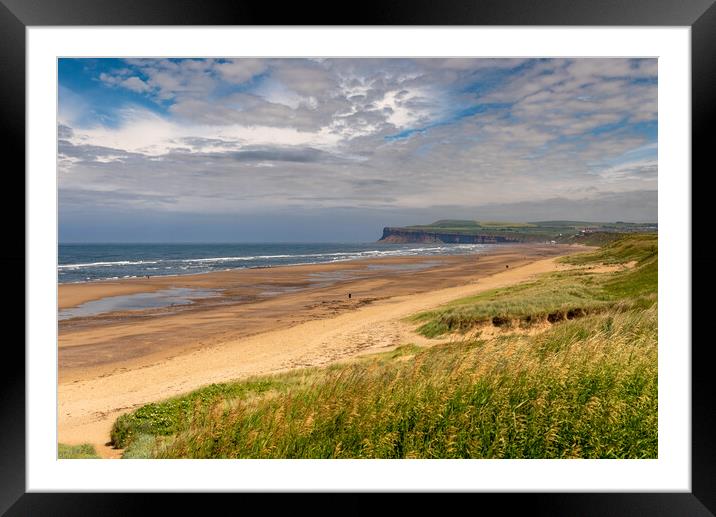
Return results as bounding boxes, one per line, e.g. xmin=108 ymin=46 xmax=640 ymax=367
xmin=58 ymin=443 xmax=100 ymax=459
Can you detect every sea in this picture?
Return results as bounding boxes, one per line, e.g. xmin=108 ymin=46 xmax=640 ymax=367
xmin=58 ymin=242 xmax=494 ymax=284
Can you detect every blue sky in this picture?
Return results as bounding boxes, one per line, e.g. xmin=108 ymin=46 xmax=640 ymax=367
xmin=58 ymin=58 xmax=657 ymax=242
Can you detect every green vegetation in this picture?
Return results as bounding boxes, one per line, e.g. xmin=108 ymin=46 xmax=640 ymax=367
xmin=111 ymin=380 xmax=277 ymax=449
xmin=563 ymin=232 xmax=657 ymax=265
xmin=111 ymin=234 xmax=657 ymax=459
xmin=407 ymin=219 xmax=536 ymax=230
xmin=391 ymin=219 xmax=657 ymax=242
xmin=403 ymin=219 xmax=553 ymax=238
xmin=414 ymin=233 xmax=657 ymax=337
xmin=561 ymin=231 xmax=628 ymax=247
xmin=58 ymin=443 xmax=100 ymax=459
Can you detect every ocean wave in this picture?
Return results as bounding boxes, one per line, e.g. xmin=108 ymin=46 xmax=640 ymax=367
xmin=59 ymin=244 xmax=489 ymax=270
xmin=175 ymin=246 xmax=486 ymax=263
xmin=57 ymin=244 xmax=491 ymax=282
xmin=59 ymin=245 xmax=489 ymax=270
xmin=58 ymin=260 xmax=159 ymax=269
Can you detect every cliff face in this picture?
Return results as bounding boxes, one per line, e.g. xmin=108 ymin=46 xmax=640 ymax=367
xmin=379 ymin=227 xmax=523 ymax=244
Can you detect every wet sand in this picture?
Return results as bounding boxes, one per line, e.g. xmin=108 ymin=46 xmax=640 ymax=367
xmin=57 ymin=243 xmax=585 ymax=457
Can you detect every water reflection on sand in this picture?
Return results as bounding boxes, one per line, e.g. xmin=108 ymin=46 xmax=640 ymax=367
xmin=58 ymin=287 xmax=221 ymax=320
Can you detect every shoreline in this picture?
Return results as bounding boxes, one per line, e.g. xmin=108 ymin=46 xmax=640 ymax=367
xmin=57 ymin=243 xmax=588 ymax=457
xmin=58 ymin=243 xmax=523 ymax=308
xmin=57 ymin=241 xmax=508 ymax=290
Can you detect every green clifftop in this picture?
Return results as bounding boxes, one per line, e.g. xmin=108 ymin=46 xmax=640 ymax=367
xmin=379 ymin=220 xmax=657 ymax=244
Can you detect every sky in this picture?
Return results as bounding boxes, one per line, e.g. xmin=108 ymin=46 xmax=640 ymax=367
xmin=58 ymin=58 xmax=657 ymax=242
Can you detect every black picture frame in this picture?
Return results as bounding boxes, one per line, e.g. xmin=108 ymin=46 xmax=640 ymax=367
xmin=2 ymin=0 xmax=711 ymax=514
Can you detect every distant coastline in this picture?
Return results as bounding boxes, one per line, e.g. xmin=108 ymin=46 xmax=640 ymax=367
xmin=378 ymin=220 xmax=658 ymax=244
xmin=59 ymin=220 xmax=658 ymax=283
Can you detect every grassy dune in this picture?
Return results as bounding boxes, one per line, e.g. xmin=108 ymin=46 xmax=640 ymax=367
xmin=58 ymin=443 xmax=100 ymax=459
xmin=413 ymin=234 xmax=656 ymax=337
xmin=110 ymin=234 xmax=657 ymax=459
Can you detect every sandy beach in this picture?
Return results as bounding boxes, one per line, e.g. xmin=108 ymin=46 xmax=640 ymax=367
xmin=58 ymin=244 xmax=584 ymax=457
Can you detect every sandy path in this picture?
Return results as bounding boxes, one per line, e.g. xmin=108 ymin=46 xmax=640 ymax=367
xmin=58 ymin=255 xmax=566 ymax=458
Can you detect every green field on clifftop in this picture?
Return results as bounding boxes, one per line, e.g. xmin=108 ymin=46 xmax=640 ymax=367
xmin=394 ymin=220 xmax=657 ymax=240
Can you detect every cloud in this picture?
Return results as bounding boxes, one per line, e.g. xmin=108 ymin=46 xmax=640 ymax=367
xmin=58 ymin=124 xmax=74 ymax=139
xmin=60 ymin=105 xmax=343 ymax=155
xmin=99 ymin=72 xmax=152 ymax=93
xmin=59 ymin=58 xmax=658 ymax=232
xmin=467 ymin=190 xmax=657 ymax=222
xmin=597 ymin=159 xmax=658 ymax=182
xmin=120 ymin=76 xmax=152 ymax=93
xmin=270 ymin=61 xmax=338 ymax=97
xmin=214 ymin=59 xmax=267 ymax=83
xmin=227 ymin=147 xmax=350 ymax=164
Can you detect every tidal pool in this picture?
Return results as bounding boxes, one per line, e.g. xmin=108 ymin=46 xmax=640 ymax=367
xmin=58 ymin=287 xmax=221 ymax=320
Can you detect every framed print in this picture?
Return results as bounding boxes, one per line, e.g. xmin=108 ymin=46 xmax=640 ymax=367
xmin=2 ymin=0 xmax=713 ymax=514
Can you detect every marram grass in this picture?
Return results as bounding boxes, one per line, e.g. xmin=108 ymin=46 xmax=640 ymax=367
xmin=413 ymin=233 xmax=657 ymax=337
xmin=111 ymin=234 xmax=657 ymax=459
xmin=58 ymin=443 xmax=100 ymax=459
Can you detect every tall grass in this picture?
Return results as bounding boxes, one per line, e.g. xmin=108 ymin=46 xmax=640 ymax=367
xmin=413 ymin=233 xmax=657 ymax=337
xmin=110 ymin=234 xmax=657 ymax=459
xmin=563 ymin=233 xmax=657 ymax=265
xmin=111 ymin=379 xmax=279 ymax=449
xmin=58 ymin=443 xmax=100 ymax=459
